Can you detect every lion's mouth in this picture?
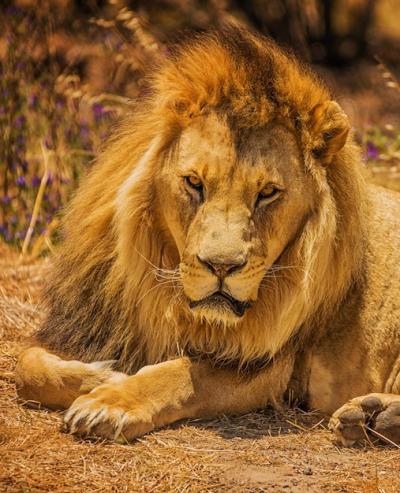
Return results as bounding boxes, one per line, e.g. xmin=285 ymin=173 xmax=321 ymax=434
xmin=189 ymin=291 xmax=252 ymax=317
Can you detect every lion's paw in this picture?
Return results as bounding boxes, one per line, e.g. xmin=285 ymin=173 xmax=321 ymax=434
xmin=64 ymin=383 xmax=154 ymax=442
xmin=329 ymin=393 xmax=400 ymax=446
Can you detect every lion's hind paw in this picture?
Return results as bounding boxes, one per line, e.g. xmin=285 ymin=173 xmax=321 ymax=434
xmin=329 ymin=393 xmax=400 ymax=447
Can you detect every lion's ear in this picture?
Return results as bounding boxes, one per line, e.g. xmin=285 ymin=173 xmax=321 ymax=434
xmin=309 ymin=100 xmax=350 ymax=164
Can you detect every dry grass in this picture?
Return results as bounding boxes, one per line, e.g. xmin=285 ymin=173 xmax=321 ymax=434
xmin=0 ymin=244 xmax=399 ymax=493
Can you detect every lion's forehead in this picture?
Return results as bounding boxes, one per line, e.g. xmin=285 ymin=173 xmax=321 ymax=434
xmin=176 ymin=115 xmax=300 ymax=187
xmin=178 ymin=114 xmax=235 ymax=168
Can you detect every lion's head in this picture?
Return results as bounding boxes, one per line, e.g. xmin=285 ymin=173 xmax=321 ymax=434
xmin=159 ymin=113 xmax=315 ymax=324
xmin=39 ymin=27 xmax=366 ymax=371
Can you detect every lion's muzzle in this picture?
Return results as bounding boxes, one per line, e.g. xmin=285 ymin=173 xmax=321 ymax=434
xmin=189 ymin=291 xmax=252 ymax=317
xmin=196 ymin=254 xmax=247 ymax=278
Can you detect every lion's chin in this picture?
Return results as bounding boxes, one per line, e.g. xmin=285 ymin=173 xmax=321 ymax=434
xmin=190 ymin=305 xmax=242 ymax=326
xmin=188 ymin=292 xmax=252 ymax=325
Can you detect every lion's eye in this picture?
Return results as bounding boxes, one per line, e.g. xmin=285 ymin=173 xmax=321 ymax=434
xmin=257 ymin=184 xmax=282 ymax=206
xmin=184 ymin=175 xmax=203 ymax=192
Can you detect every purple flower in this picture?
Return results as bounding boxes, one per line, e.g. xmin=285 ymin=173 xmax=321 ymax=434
xmin=14 ymin=115 xmax=25 ymax=128
xmin=366 ymin=141 xmax=379 ymax=160
xmin=31 ymin=175 xmax=41 ymax=187
xmin=0 ymin=224 xmax=11 ymax=242
xmin=79 ymin=124 xmax=90 ymax=145
xmin=44 ymin=136 xmax=53 ymax=149
xmin=28 ymin=93 xmax=38 ymax=109
xmin=79 ymin=124 xmax=90 ymax=140
xmin=1 ymin=226 xmax=12 ymax=242
xmin=19 ymin=160 xmax=28 ymax=172
xmin=16 ymin=176 xmax=26 ymax=187
xmin=92 ymin=102 xmax=105 ymax=118
xmin=2 ymin=195 xmax=11 ymax=205
xmin=64 ymin=127 xmax=73 ymax=141
xmin=16 ymin=135 xmax=25 ymax=148
xmin=5 ymin=6 xmax=20 ymax=15
xmin=0 ymin=107 xmax=6 ymax=116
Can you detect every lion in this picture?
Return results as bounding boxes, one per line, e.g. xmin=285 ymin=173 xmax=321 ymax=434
xmin=15 ymin=26 xmax=400 ymax=446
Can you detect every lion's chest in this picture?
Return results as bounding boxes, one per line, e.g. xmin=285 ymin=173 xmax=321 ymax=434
xmin=308 ymin=354 xmax=337 ymax=414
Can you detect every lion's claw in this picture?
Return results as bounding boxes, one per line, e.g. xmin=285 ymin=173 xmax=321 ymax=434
xmin=374 ymin=401 xmax=400 ymax=444
xmin=64 ymin=384 xmax=154 ymax=442
xmin=329 ymin=393 xmax=400 ymax=446
xmin=65 ymin=397 xmax=125 ymax=439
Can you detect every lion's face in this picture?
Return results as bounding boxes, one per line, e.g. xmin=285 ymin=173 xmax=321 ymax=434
xmin=158 ymin=113 xmax=315 ymax=324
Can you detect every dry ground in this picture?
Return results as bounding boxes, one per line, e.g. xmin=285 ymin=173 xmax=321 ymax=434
xmin=0 ymin=244 xmax=399 ymax=493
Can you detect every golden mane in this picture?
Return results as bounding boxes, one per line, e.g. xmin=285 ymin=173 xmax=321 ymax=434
xmin=37 ymin=26 xmax=366 ymax=372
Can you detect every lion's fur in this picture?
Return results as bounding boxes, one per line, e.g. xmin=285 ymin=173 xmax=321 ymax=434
xmin=37 ymin=27 xmax=367 ymax=374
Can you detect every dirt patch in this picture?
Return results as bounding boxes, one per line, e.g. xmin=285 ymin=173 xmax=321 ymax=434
xmin=0 ymin=246 xmax=399 ymax=492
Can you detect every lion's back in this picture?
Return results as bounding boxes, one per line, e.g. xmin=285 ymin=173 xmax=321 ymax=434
xmin=369 ymin=184 xmax=400 ymax=236
xmin=364 ymin=183 xmax=400 ymax=335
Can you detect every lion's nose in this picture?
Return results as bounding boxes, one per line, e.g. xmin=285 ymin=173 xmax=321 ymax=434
xmin=197 ymin=255 xmax=247 ymax=278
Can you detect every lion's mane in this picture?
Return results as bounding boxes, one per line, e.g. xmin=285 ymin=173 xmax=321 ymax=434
xmin=37 ymin=27 xmax=366 ymax=373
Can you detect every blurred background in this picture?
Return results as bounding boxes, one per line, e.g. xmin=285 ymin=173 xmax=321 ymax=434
xmin=1 ymin=0 xmax=400 ymax=256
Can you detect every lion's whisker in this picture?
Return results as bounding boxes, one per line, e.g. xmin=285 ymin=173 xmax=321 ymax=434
xmin=134 ymin=247 xmax=180 ymax=277
xmin=266 ymin=263 xmax=314 ymax=284
xmin=154 ymin=271 xmax=181 ymax=282
xmin=269 ymin=264 xmax=300 ymax=273
xmin=135 ymin=279 xmax=180 ymax=306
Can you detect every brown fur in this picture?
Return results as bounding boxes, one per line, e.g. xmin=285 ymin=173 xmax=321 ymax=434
xmin=35 ymin=27 xmax=362 ymax=371
xmin=15 ymin=27 xmax=400 ymax=446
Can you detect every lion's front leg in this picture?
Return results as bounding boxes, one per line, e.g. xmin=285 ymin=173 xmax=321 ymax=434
xmin=329 ymin=393 xmax=400 ymax=446
xmin=15 ymin=347 xmax=127 ymax=410
xmin=65 ymin=359 xmax=195 ymax=441
xmin=64 ymin=355 xmax=293 ymax=442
